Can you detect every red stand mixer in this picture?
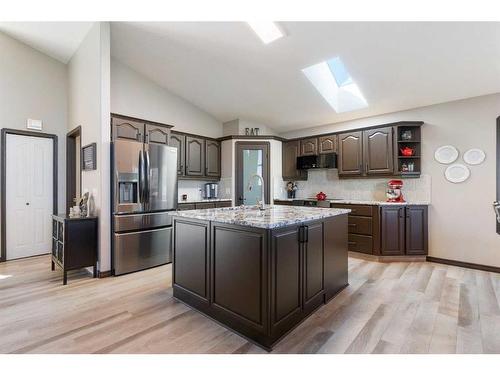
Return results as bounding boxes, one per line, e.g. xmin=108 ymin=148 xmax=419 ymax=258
xmin=386 ymin=179 xmax=405 ymax=203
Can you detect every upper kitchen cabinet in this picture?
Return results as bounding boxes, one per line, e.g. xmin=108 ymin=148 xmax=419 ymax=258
xmin=318 ymin=134 xmax=337 ymax=154
xmin=299 ymin=137 xmax=318 ymax=156
xmin=205 ymin=139 xmax=221 ymax=178
xmin=145 ymin=123 xmax=171 ymax=145
xmin=185 ymin=136 xmax=205 ymax=177
xmin=111 ymin=115 xmax=145 ymax=142
xmin=169 ymin=131 xmax=221 ymax=180
xmin=394 ymin=124 xmax=422 ymax=177
xmin=363 ymin=127 xmax=394 ymax=175
xmin=169 ymin=131 xmax=186 ymax=176
xmin=282 ymin=140 xmax=307 ymax=181
xmin=338 ymin=131 xmax=363 ymax=176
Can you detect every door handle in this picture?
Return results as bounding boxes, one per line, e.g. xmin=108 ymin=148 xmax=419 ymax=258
xmin=493 ymin=201 xmax=500 ymax=223
xmin=138 ymin=151 xmax=144 ymax=203
xmin=144 ymin=150 xmax=150 ymax=203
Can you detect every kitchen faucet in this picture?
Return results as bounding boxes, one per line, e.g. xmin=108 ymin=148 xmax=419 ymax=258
xmin=247 ymin=174 xmax=266 ymax=210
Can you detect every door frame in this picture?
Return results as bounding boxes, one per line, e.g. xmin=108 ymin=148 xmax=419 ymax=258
xmin=0 ymin=128 xmax=58 ymax=262
xmin=66 ymin=126 xmax=82 ymax=215
xmin=235 ymin=141 xmax=270 ymax=206
xmin=497 ymin=116 xmax=500 ymax=234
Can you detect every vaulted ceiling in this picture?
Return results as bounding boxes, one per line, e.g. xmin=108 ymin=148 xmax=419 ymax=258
xmin=110 ymin=22 xmax=500 ymax=132
xmin=0 ymin=22 xmax=93 ymax=63
xmin=2 ymin=22 xmax=500 ymax=132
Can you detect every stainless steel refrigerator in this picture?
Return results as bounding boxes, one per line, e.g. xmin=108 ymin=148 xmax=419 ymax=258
xmin=111 ymin=137 xmax=177 ymax=275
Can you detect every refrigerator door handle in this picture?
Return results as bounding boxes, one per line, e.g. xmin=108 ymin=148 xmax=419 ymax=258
xmin=138 ymin=150 xmax=144 ymax=203
xmin=145 ymin=148 xmax=151 ymax=203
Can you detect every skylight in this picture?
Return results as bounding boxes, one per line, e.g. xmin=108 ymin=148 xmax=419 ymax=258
xmin=302 ymin=57 xmax=367 ymax=113
xmin=247 ymin=22 xmax=284 ymax=44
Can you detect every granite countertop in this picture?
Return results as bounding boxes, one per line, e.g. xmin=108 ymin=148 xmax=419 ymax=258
xmin=178 ymin=198 xmax=232 ymax=204
xmin=274 ymin=198 xmax=430 ymax=206
xmin=170 ymin=205 xmax=351 ymax=229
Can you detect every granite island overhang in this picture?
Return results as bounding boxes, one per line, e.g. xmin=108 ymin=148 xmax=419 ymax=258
xmin=169 ymin=205 xmax=350 ymax=350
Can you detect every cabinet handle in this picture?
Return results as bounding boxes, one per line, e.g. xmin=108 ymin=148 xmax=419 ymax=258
xmin=348 ymin=223 xmax=357 ymax=227
xmin=365 ymin=163 xmax=369 ymax=174
xmin=348 ymin=241 xmax=357 ymax=246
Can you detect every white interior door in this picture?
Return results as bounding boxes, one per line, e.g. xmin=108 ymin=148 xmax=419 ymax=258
xmin=6 ymin=134 xmax=53 ymax=260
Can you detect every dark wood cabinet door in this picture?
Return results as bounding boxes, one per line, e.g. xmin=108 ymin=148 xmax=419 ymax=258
xmin=319 ymin=134 xmax=337 ymax=154
xmin=363 ymin=127 xmax=394 ymax=175
xmin=211 ymin=224 xmax=267 ymax=330
xmin=380 ymin=206 xmax=405 ymax=255
xmin=205 ymin=139 xmax=221 ymax=177
xmin=271 ymin=225 xmax=303 ymax=333
xmin=405 ymin=206 xmax=428 ymax=255
xmin=300 ymin=137 xmax=318 ymax=156
xmin=145 ymin=124 xmax=170 ymax=145
xmin=282 ymin=140 xmax=306 ymax=180
xmin=338 ymin=131 xmax=363 ymax=176
xmin=303 ymin=223 xmax=324 ymax=311
xmin=111 ymin=117 xmax=144 ymax=142
xmin=185 ymin=136 xmax=205 ymax=176
xmin=169 ymin=132 xmax=185 ymax=176
xmin=173 ymin=219 xmax=209 ymax=302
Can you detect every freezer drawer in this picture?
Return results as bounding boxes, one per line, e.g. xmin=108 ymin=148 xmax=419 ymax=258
xmin=114 ymin=212 xmax=172 ymax=232
xmin=114 ymin=227 xmax=172 ymax=275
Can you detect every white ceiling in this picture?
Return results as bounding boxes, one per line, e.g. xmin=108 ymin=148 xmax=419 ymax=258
xmin=111 ymin=22 xmax=500 ymax=132
xmin=0 ymin=22 xmax=93 ymax=63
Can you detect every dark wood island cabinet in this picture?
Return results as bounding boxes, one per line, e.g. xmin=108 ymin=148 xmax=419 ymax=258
xmin=170 ymin=206 xmax=349 ymax=350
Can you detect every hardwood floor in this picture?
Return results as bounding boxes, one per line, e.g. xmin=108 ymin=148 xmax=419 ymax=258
xmin=1 ymin=255 xmax=499 ymax=354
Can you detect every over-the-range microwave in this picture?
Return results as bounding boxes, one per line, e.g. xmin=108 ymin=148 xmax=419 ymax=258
xmin=296 ymin=153 xmax=337 ymax=170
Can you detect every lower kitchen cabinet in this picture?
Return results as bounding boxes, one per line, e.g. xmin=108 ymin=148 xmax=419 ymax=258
xmin=380 ymin=205 xmax=428 ymax=256
xmin=405 ymin=205 xmax=429 ymax=255
xmin=177 ymin=201 xmax=232 ymax=210
xmin=380 ymin=206 xmax=405 ymax=255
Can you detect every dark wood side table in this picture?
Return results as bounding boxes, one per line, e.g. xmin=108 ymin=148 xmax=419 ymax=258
xmin=51 ymin=214 xmax=98 ymax=285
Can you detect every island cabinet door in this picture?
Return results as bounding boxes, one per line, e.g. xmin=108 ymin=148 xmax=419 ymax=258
xmin=210 ymin=223 xmax=269 ymax=338
xmin=270 ymin=225 xmax=303 ymax=337
xmin=302 ymin=223 xmax=325 ymax=314
xmin=172 ymin=218 xmax=210 ymax=304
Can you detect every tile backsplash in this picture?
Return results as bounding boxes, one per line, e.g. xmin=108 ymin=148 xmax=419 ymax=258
xmin=177 ymin=179 xmax=231 ymax=202
xmin=279 ymin=169 xmax=431 ymax=203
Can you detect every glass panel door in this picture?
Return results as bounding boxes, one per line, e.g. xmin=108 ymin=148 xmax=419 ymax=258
xmin=243 ymin=149 xmax=263 ymax=206
xmin=235 ymin=142 xmax=270 ymax=206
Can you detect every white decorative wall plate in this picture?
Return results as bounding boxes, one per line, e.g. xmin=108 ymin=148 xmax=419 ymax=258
xmin=463 ymin=148 xmax=486 ymax=165
xmin=434 ymin=145 xmax=459 ymax=164
xmin=445 ymin=163 xmax=470 ymax=183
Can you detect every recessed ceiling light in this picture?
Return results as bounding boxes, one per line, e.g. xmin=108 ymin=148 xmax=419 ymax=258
xmin=247 ymin=22 xmax=284 ymax=44
xmin=302 ymin=57 xmax=368 ymax=113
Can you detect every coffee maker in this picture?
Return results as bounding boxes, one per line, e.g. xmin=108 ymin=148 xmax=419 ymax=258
xmin=386 ymin=179 xmax=405 ymax=202
xmin=204 ymin=183 xmax=218 ymax=199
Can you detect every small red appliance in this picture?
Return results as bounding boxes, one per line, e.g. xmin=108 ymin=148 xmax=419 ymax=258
xmin=386 ymin=180 xmax=405 ymax=202
xmin=316 ymin=191 xmax=327 ymax=201
xmin=400 ymin=146 xmax=414 ymax=156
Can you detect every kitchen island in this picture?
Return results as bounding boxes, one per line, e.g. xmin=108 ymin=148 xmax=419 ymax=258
xmin=170 ymin=205 xmax=350 ymax=350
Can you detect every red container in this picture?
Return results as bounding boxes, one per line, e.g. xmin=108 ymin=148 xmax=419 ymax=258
xmin=400 ymin=146 xmax=414 ymax=156
xmin=316 ymin=191 xmax=327 ymax=201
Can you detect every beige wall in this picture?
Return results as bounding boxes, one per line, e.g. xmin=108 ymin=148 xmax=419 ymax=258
xmin=280 ymin=93 xmax=500 ymax=267
xmin=68 ymin=22 xmax=111 ymax=272
xmin=0 ymin=31 xmax=68 ymax=256
xmin=110 ymin=58 xmax=222 ymax=138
